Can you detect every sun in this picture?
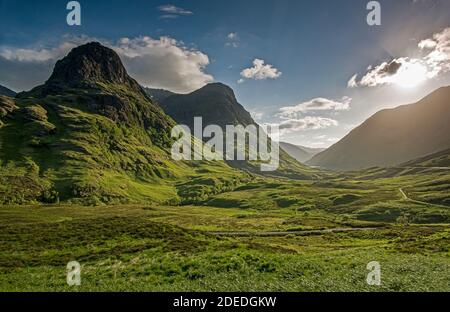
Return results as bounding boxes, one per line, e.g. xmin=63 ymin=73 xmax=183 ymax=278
xmin=390 ymin=62 xmax=428 ymax=88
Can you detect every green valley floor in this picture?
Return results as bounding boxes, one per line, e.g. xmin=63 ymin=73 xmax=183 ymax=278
xmin=1 ymin=173 xmax=449 ymax=292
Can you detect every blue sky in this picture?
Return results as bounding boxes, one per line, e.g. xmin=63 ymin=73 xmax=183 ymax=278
xmin=1 ymin=0 xmax=450 ymax=147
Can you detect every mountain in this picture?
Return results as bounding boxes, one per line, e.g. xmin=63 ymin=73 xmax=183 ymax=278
xmin=155 ymin=83 xmax=316 ymax=179
xmin=0 ymin=42 xmax=247 ymax=205
xmin=0 ymin=85 xmax=16 ymax=97
xmin=21 ymin=42 xmax=174 ymax=133
xmin=279 ymin=142 xmax=324 ymax=163
xmin=158 ymin=83 xmax=255 ymax=130
xmin=307 ymin=86 xmax=450 ymax=171
xmin=299 ymin=145 xmax=326 ymax=156
xmin=144 ymin=87 xmax=177 ymax=104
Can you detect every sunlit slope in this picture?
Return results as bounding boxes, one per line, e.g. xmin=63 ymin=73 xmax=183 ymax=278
xmin=308 ymin=86 xmax=450 ymax=171
xmin=0 ymin=42 xmax=249 ymax=205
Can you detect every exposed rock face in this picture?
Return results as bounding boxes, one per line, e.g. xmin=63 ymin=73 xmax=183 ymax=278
xmin=46 ymin=42 xmax=142 ymax=93
xmin=16 ymin=42 xmax=174 ymax=141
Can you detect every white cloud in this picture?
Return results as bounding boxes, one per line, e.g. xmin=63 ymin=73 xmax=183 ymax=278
xmin=226 ymin=32 xmax=239 ymax=48
xmin=418 ymin=38 xmax=437 ymax=50
xmin=227 ymin=33 xmax=238 ymax=40
xmin=240 ymin=59 xmax=282 ymax=81
xmin=0 ymin=46 xmax=61 ymax=62
xmin=276 ymin=116 xmax=338 ymax=134
xmin=157 ymin=4 xmax=193 ymax=15
xmin=278 ymin=96 xmax=351 ymax=119
xmin=250 ymin=111 xmax=264 ymax=121
xmin=0 ymin=35 xmax=213 ymax=93
xmin=348 ymin=27 xmax=450 ymax=88
xmin=237 ymin=78 xmax=244 ymax=84
xmin=0 ymin=37 xmax=89 ymax=62
xmin=347 ymin=74 xmax=358 ymax=88
xmin=114 ymin=36 xmax=213 ymax=93
xmin=419 ymin=27 xmax=450 ymax=78
xmin=0 ymin=36 xmax=93 ymax=90
xmin=349 ymin=57 xmax=428 ymax=88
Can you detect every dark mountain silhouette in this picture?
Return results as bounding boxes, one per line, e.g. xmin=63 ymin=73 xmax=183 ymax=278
xmin=157 ymin=83 xmax=255 ymax=129
xmin=0 ymin=85 xmax=16 ymax=97
xmin=307 ymin=86 xmax=450 ymax=171
xmin=144 ymin=87 xmax=177 ymax=103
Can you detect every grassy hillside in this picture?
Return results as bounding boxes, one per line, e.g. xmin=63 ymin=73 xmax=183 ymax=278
xmin=0 ymin=43 xmax=251 ymax=205
xmin=401 ymin=148 xmax=450 ymax=168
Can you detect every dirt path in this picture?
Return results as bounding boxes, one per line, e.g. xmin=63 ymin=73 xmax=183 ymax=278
xmin=399 ymin=188 xmax=409 ymax=200
xmin=399 ymin=188 xmax=448 ymax=208
xmin=207 ymin=227 xmax=382 ymax=237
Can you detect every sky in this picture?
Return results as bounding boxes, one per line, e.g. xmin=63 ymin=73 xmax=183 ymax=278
xmin=1 ymin=0 xmax=450 ymax=148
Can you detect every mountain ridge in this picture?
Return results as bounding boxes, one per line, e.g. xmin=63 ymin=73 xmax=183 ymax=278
xmin=144 ymin=87 xmax=178 ymax=104
xmin=307 ymin=86 xmax=450 ymax=171
xmin=157 ymin=82 xmax=255 ymax=129
xmin=0 ymin=85 xmax=16 ymax=97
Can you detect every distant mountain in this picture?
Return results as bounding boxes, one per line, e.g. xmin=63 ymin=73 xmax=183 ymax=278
xmin=308 ymin=86 xmax=450 ymax=171
xmin=157 ymin=83 xmax=316 ymax=179
xmin=1 ymin=42 xmax=247 ymax=205
xmin=0 ymin=85 xmax=16 ymax=97
xmin=300 ymin=145 xmax=326 ymax=155
xmin=279 ymin=142 xmax=324 ymax=163
xmin=159 ymin=83 xmax=255 ymax=129
xmin=144 ymin=87 xmax=177 ymax=103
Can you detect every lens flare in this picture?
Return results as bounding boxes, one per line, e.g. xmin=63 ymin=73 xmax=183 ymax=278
xmin=389 ymin=62 xmax=428 ymax=88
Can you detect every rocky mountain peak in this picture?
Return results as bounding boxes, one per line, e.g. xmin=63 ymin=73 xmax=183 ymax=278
xmin=45 ymin=42 xmax=141 ymax=91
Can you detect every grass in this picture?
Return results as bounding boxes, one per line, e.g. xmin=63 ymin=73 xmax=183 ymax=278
xmin=0 ymin=88 xmax=253 ymax=206
xmin=1 ymin=86 xmax=450 ymax=292
xmin=0 ymin=178 xmax=449 ymax=292
xmin=1 ymin=143 xmax=449 ymax=291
